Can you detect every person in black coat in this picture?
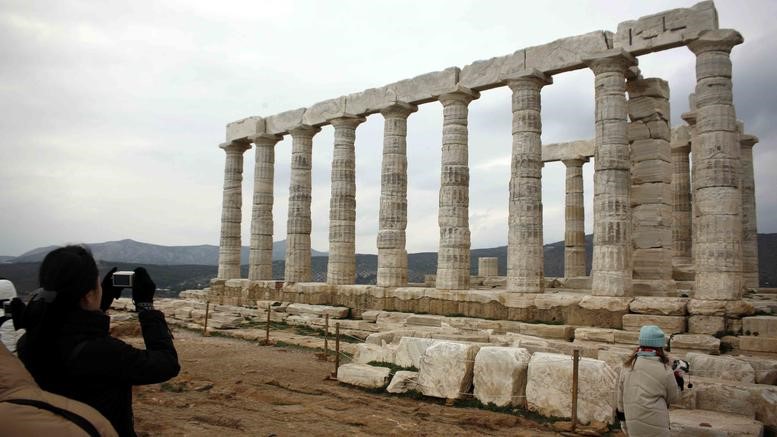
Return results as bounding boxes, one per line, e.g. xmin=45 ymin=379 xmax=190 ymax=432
xmin=17 ymin=245 xmax=180 ymax=437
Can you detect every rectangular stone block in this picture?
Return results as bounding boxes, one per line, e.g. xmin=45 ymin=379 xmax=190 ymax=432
xmin=629 ymin=297 xmax=687 ymax=316
xmin=633 ymin=203 xmax=672 ymax=226
xmin=688 ymin=315 xmax=725 ymax=335
xmin=459 ymin=52 xmax=525 ymax=91
xmin=519 ymin=323 xmax=575 ymax=341
xmin=632 ymin=226 xmax=672 ymax=249
xmin=627 ymin=78 xmax=670 ymax=99
xmin=628 ymin=96 xmax=670 ymax=121
xmin=670 ymin=334 xmax=720 ymax=355
xmin=337 ymin=363 xmax=391 ymax=389
xmin=473 ymin=347 xmax=531 ymax=407
xmin=743 ymin=316 xmax=777 ymax=338
xmin=670 ymin=409 xmax=763 ymax=437
xmin=631 ymin=182 xmax=673 ymax=207
xmin=541 ymin=139 xmax=594 ymax=162
xmin=574 ymin=327 xmax=617 ymax=343
xmin=523 ymin=31 xmax=611 ymax=75
xmin=740 ymin=336 xmax=777 ymax=354
xmin=388 ymin=67 xmax=459 ymax=104
xmin=630 ymin=138 xmax=671 ymax=163
xmin=614 ymin=1 xmax=719 ymax=56
xmin=301 ymin=96 xmax=346 ymax=126
xmin=418 ymin=341 xmax=480 ymax=399
xmin=622 ymin=314 xmax=686 ymax=334
xmin=265 ymin=108 xmax=306 ymax=135
xmin=632 ymin=159 xmax=672 ymax=184
xmin=226 ymin=116 xmax=264 ymax=142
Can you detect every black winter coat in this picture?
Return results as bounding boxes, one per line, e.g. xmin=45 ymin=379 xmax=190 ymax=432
xmin=18 ymin=309 xmax=180 ymax=437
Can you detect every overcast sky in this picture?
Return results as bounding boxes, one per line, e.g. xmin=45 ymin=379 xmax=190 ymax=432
xmin=1 ymin=0 xmax=776 ymax=257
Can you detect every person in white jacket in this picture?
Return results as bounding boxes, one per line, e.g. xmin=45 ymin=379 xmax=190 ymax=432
xmin=0 ymin=278 xmax=23 ymax=353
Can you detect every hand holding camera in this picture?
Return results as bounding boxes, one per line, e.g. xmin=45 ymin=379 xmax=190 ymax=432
xmin=131 ymin=267 xmax=156 ymax=311
xmin=100 ymin=267 xmax=126 ymax=312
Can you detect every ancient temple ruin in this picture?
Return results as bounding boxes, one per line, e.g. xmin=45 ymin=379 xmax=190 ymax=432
xmin=210 ymin=1 xmax=766 ymax=346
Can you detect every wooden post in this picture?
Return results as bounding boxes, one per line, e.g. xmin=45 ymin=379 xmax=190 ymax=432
xmin=334 ymin=322 xmax=341 ymax=378
xmin=202 ymin=301 xmax=210 ymax=336
xmin=324 ymin=314 xmax=329 ymax=358
xmin=571 ymin=349 xmax=580 ymax=431
xmin=265 ymin=305 xmax=271 ymax=344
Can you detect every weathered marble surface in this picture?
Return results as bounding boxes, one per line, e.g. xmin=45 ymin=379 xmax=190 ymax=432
xmin=394 ymin=337 xmax=439 ymax=369
xmin=526 ymin=352 xmax=617 ymax=425
xmin=386 ymin=371 xmax=419 ymax=394
xmin=473 ymin=346 xmax=531 ymax=407
xmin=337 ymin=363 xmax=391 ymax=389
xmin=417 ymin=341 xmax=480 ymax=399
xmin=686 ymin=352 xmax=755 ymax=383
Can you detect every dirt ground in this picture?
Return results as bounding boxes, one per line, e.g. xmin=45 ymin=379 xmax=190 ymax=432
xmin=121 ymin=327 xmax=562 ymax=436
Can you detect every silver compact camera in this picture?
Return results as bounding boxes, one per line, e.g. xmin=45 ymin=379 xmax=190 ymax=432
xmin=112 ymin=271 xmax=135 ymax=288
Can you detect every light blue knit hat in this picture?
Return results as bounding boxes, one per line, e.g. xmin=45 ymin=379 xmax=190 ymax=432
xmin=639 ymin=325 xmax=666 ymax=348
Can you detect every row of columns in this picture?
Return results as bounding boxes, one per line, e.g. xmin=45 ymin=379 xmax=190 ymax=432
xmin=216 ymin=29 xmax=756 ymax=299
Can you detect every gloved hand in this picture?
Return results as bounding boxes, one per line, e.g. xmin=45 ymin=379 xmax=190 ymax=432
xmin=100 ymin=267 xmax=125 ymax=312
xmin=132 ymin=267 xmax=156 ymax=311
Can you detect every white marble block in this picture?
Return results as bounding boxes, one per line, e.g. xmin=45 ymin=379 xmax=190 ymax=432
xmin=473 ymin=346 xmax=531 ymax=407
xmin=417 ymin=341 xmax=480 ymax=400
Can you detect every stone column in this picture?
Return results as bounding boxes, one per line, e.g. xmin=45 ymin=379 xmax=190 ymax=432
xmin=377 ymin=102 xmax=417 ymax=287
xmin=217 ymin=140 xmax=251 ymax=280
xmin=327 ymin=115 xmax=365 ymax=285
xmin=436 ymin=87 xmax=479 ymax=290
xmin=628 ymin=77 xmax=674 ymax=294
xmin=585 ymin=50 xmax=636 ymax=296
xmin=671 ymin=126 xmax=692 ymax=266
xmin=562 ymin=157 xmax=587 ymax=278
xmin=505 ymin=70 xmax=552 ymax=293
xmin=284 ymin=125 xmax=321 ymax=282
xmin=688 ymin=30 xmax=744 ymax=300
xmin=248 ymin=134 xmax=282 ymax=280
xmin=740 ymin=133 xmax=759 ymax=289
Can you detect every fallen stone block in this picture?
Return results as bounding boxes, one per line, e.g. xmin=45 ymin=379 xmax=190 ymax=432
xmin=375 ymin=311 xmax=414 ymax=326
xmin=685 ymin=352 xmax=755 ymax=383
xmin=519 ymin=322 xmax=575 ymax=341
xmin=526 ymin=352 xmax=617 ymax=425
xmin=417 ymin=341 xmax=480 ymax=400
xmin=361 ymin=310 xmax=382 ymax=323
xmin=337 ymin=364 xmax=391 ymax=389
xmin=207 ymin=315 xmax=242 ymax=330
xmin=406 ymin=315 xmax=444 ymax=327
xmin=574 ymin=328 xmax=617 ymax=343
xmin=737 ymin=355 xmax=777 ymax=385
xmin=597 ymin=348 xmax=632 ymax=375
xmin=352 ymin=343 xmax=398 ymax=365
xmin=690 ymin=376 xmax=777 ymax=428
xmin=394 ymin=337 xmax=439 ymax=369
xmin=473 ymin=347 xmax=531 ymax=408
xmin=622 ymin=313 xmax=686 ymax=335
xmin=386 ymin=371 xmax=419 ymax=394
xmin=174 ymin=307 xmax=194 ymax=321
xmin=669 ymin=409 xmax=763 ymax=437
xmin=365 ymin=329 xmax=418 ymax=346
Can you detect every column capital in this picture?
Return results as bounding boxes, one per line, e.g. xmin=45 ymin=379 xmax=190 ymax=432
xmin=219 ymin=140 xmax=251 ymax=153
xmin=561 ymin=156 xmax=589 ymax=167
xmin=438 ymin=85 xmax=479 ymax=106
xmin=740 ymin=134 xmax=759 ymax=149
xmin=583 ymin=49 xmax=637 ymax=75
xmin=681 ymin=111 xmax=697 ymax=126
xmin=288 ymin=124 xmax=321 ymax=138
xmin=505 ymin=69 xmax=553 ymax=90
xmin=249 ymin=133 xmax=283 ymax=146
xmin=380 ymin=102 xmax=418 ymax=118
xmin=688 ymin=29 xmax=744 ymax=55
xmin=329 ymin=114 xmax=366 ymax=129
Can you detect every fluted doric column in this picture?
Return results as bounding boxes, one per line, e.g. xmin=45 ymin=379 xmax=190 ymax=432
xmin=217 ymin=140 xmax=251 ymax=279
xmin=284 ymin=125 xmax=321 ymax=282
xmin=436 ymin=87 xmax=479 ymax=290
xmin=248 ymin=134 xmax=282 ymax=280
xmin=688 ymin=30 xmax=744 ymax=299
xmin=377 ymin=102 xmax=417 ymax=287
xmin=585 ymin=50 xmax=637 ymax=296
xmin=562 ymin=157 xmax=587 ymax=278
xmin=327 ymin=116 xmax=365 ymax=285
xmin=671 ymin=126 xmax=692 ymax=265
xmin=740 ymin=133 xmax=759 ymax=289
xmin=505 ymin=70 xmax=552 ymax=293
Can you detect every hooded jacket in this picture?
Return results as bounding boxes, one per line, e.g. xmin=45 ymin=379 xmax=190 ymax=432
xmin=17 ymin=308 xmax=180 ymax=437
xmin=0 ymin=342 xmax=118 ymax=436
xmin=616 ymin=355 xmax=680 ymax=437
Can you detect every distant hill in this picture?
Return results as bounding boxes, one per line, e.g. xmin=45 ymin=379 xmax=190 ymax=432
xmin=10 ymin=239 xmax=326 ymax=265
xmin=2 ymin=234 xmax=773 ymax=297
xmin=0 ymin=256 xmax=14 ymax=263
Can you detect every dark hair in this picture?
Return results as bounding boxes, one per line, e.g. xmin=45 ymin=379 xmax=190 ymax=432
xmin=39 ymin=245 xmax=99 ymax=307
xmin=18 ymin=245 xmax=99 ymax=387
xmin=624 ymin=346 xmax=669 ymax=369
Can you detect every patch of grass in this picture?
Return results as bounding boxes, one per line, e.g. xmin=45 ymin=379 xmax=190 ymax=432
xmin=366 ymin=361 xmax=418 ymax=375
